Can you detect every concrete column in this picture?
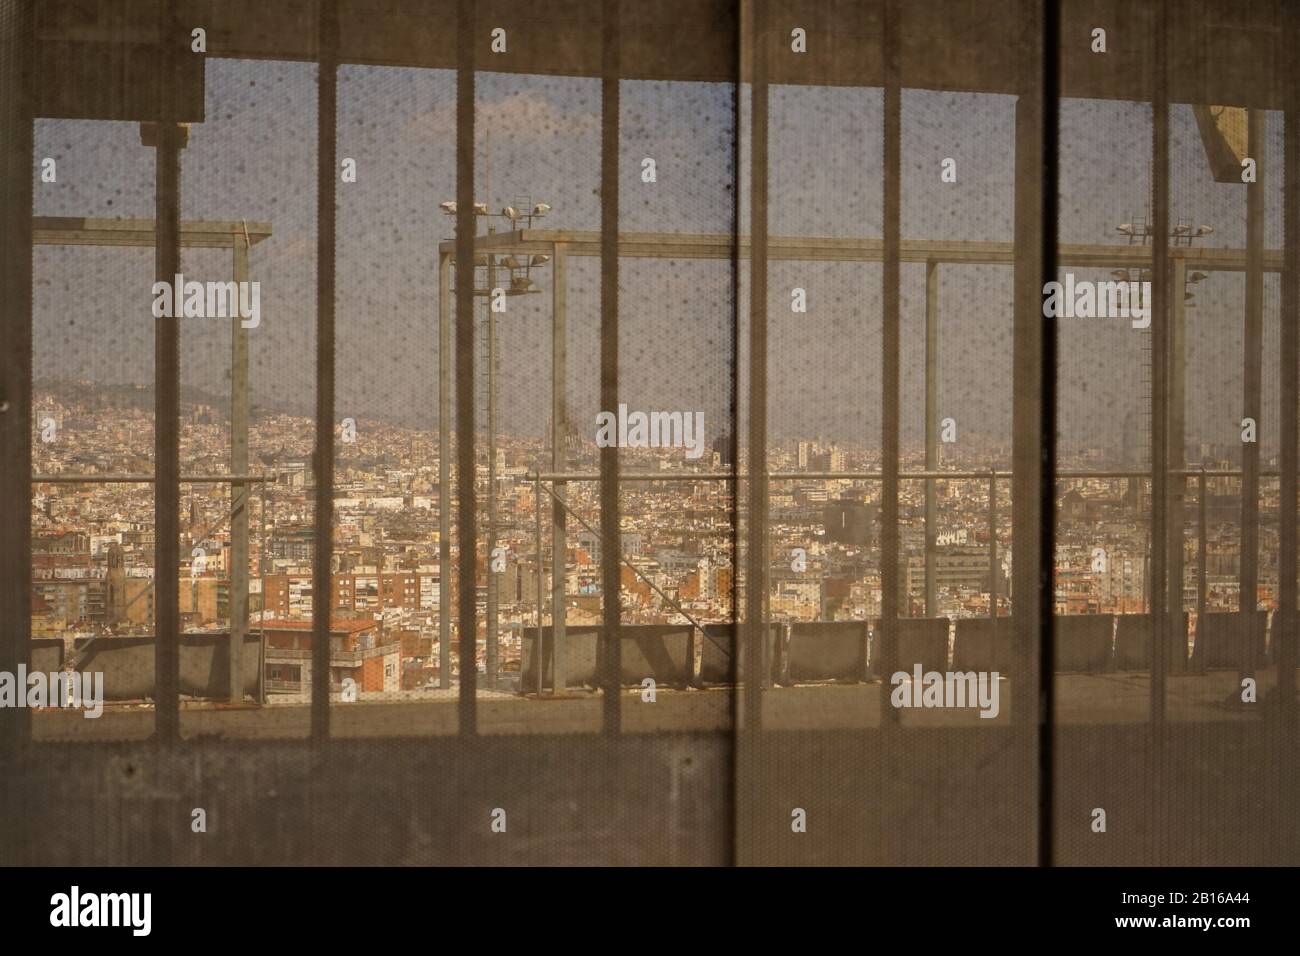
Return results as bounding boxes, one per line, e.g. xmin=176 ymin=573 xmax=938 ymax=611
xmin=312 ymin=0 xmax=339 ymax=742
xmin=454 ymin=0 xmax=478 ymax=733
xmin=153 ymin=120 xmax=183 ymax=742
xmin=1010 ymin=0 xmax=1048 ymax=738
xmin=0 ymin=0 xmax=34 ymax=756
xmin=1009 ymin=0 xmax=1054 ymax=867
xmin=229 ymin=237 xmax=250 ymax=703
xmin=1148 ymin=12 xmax=1171 ymax=730
xmin=744 ymin=0 xmax=769 ymax=734
xmin=599 ymin=11 xmax=622 ymax=733
xmin=879 ymin=0 xmax=901 ymax=726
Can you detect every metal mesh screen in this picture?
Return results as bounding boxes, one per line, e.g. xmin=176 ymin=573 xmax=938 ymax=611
xmin=0 ymin=0 xmax=1296 ymax=867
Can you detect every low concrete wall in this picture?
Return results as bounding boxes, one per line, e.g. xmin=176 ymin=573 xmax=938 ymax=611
xmin=519 ymin=625 xmax=698 ymax=690
xmin=952 ymin=618 xmax=1012 ymax=672
xmin=608 ymin=625 xmax=692 ymax=688
xmin=30 ymin=637 xmax=65 ymax=674
xmin=178 ymin=633 xmax=262 ymax=698
xmin=785 ymin=621 xmax=869 ymax=683
xmin=1196 ymin=610 xmax=1269 ymax=670
xmin=1114 ymin=613 xmax=1189 ymax=672
xmin=520 ymin=625 xmax=601 ymax=691
xmin=884 ymin=618 xmax=950 ymax=673
xmin=1055 ymin=615 xmax=1114 ymax=673
xmin=73 ymin=636 xmax=154 ymax=699
xmin=73 ymin=633 xmax=262 ymax=700
xmin=698 ymin=623 xmax=779 ymax=686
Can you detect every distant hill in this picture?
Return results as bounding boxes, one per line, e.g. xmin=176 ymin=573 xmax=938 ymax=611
xmin=33 ymin=377 xmax=306 ymax=423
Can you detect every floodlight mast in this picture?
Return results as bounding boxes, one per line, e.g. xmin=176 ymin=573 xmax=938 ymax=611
xmin=1112 ymin=213 xmax=1215 ymax=624
xmin=439 ymin=194 xmax=550 ymax=688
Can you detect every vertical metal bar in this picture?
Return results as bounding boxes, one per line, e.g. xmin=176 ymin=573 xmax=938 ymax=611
xmin=745 ymin=0 xmax=768 ymax=736
xmin=439 ymin=250 xmax=451 ymax=689
xmin=1036 ymin=0 xmax=1060 ymax=867
xmin=0 ymin=0 xmax=34 ymax=757
xmin=258 ymin=476 xmax=267 ymax=704
xmin=728 ymin=0 xmax=745 ymax=869
xmin=924 ymin=259 xmax=939 ymax=617
xmin=1011 ymin=0 xmax=1054 ymax=862
xmin=1143 ymin=2 xmax=1172 ymax=868
xmin=551 ymin=241 xmax=567 ymax=693
xmin=312 ymin=0 xmax=339 ymax=742
xmin=455 ymin=0 xmax=478 ymax=732
xmin=1169 ymin=253 xmax=1186 ymax=668
xmin=535 ymin=473 xmax=544 ymax=696
xmin=1241 ymin=107 xmax=1264 ymax=685
xmin=1149 ymin=0 xmax=1170 ymax=732
xmin=153 ymin=15 xmax=184 ymax=744
xmin=879 ymin=0 xmax=901 ymax=727
xmin=1279 ymin=1 xmax=1299 ymax=728
xmin=599 ymin=0 xmax=622 ymax=734
xmin=486 ymin=258 xmax=498 ymax=689
xmin=229 ymin=237 xmax=250 ymax=703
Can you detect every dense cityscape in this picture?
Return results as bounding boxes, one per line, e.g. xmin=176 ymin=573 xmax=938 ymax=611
xmin=30 ymin=380 xmax=1282 ymax=701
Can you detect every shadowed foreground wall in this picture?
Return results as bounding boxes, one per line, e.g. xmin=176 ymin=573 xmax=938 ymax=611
xmin=3 ymin=725 xmax=1295 ymax=866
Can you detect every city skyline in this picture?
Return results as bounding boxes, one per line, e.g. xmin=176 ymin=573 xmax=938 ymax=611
xmin=31 ymin=63 xmax=1292 ymax=457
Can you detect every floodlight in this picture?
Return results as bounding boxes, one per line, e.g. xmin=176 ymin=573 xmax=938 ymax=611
xmin=440 ymin=201 xmax=457 ymax=215
xmin=532 ymin=203 xmax=551 ymax=216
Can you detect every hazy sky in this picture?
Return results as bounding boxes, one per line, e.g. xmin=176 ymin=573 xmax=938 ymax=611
xmin=33 ymin=59 xmax=1289 ymax=460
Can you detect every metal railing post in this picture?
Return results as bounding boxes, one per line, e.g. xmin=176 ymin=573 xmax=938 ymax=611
xmin=551 ymin=241 xmax=567 ymax=694
xmin=989 ymin=469 xmax=998 ymax=631
xmin=1197 ymin=464 xmax=1207 ymax=673
xmin=535 ymin=472 xmax=545 ymax=695
xmin=438 ymin=250 xmax=452 ymax=689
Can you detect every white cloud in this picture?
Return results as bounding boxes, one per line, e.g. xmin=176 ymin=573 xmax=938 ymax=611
xmin=402 ymin=90 xmax=599 ymax=141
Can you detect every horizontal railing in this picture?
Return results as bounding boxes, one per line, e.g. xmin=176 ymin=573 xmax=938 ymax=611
xmin=522 ymin=464 xmax=1276 ymax=675
xmin=265 ymin=643 xmax=400 ymax=666
xmin=527 ymin=468 xmax=1278 ymax=481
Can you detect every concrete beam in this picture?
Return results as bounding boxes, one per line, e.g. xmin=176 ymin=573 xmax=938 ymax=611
xmin=139 ymin=0 xmax=1292 ymax=108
